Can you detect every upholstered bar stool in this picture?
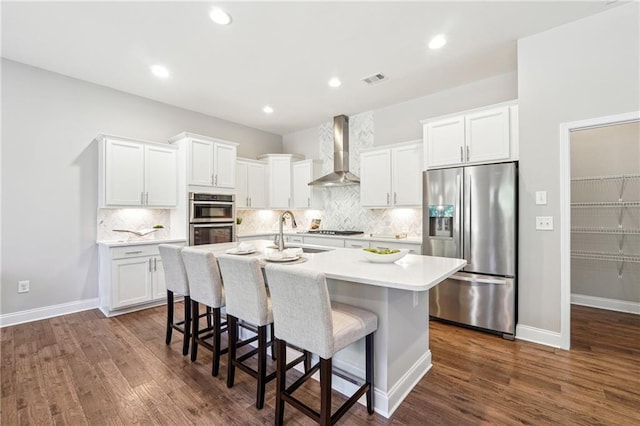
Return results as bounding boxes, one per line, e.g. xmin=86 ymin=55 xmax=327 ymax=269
xmin=217 ymin=254 xmax=309 ymax=410
xmin=181 ymin=247 xmax=227 ymax=376
xmin=265 ymin=265 xmax=378 ymax=426
xmin=158 ymin=244 xmax=192 ymax=356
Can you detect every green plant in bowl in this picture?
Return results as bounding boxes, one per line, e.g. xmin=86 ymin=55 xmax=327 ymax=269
xmin=153 ymin=224 xmax=164 ymax=229
xmin=364 ymin=248 xmax=400 ymax=255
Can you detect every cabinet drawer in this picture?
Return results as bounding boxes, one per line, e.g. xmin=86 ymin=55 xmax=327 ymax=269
xmin=369 ymin=241 xmax=421 ymax=254
xmin=288 ymin=235 xmax=304 ymax=244
xmin=111 ymin=244 xmax=160 ymax=259
xmin=344 ymin=239 xmax=369 ymax=249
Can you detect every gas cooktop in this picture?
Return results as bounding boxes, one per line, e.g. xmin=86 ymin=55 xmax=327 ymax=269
xmin=305 ymin=230 xmax=364 ymax=236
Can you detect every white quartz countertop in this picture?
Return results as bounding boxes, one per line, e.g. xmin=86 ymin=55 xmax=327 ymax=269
xmin=237 ymin=231 xmax=422 ymax=244
xmin=198 ymin=239 xmax=465 ymax=292
xmin=97 ymin=238 xmax=187 ymax=247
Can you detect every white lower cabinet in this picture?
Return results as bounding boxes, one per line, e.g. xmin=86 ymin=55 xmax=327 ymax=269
xmin=98 ymin=242 xmax=183 ymax=316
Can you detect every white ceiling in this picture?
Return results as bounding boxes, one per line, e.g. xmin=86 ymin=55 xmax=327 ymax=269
xmin=1 ymin=1 xmax=618 ymax=135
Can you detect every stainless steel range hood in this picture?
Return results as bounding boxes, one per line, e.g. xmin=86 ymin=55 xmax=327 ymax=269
xmin=308 ymin=115 xmax=360 ymax=186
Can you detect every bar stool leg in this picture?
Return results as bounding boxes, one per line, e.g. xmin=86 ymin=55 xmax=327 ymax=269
xmin=270 ymin=323 xmax=276 ymax=361
xmin=182 ymin=295 xmax=191 ymax=356
xmin=304 ymin=350 xmax=311 ymax=373
xmin=256 ymin=325 xmax=268 ymax=409
xmin=212 ymin=307 xmax=222 ymax=376
xmin=319 ymin=357 xmax=332 ymax=426
xmin=190 ymin=301 xmax=199 ymax=362
xmin=366 ymin=333 xmax=374 ymax=414
xmin=227 ymin=315 xmax=237 ymax=388
xmin=275 ymin=339 xmax=286 ymax=426
xmin=165 ymin=290 xmax=174 ymax=345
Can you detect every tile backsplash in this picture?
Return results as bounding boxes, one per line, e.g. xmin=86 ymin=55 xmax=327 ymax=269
xmin=97 ymin=208 xmax=171 ymax=241
xmin=238 ymin=110 xmax=423 ymax=238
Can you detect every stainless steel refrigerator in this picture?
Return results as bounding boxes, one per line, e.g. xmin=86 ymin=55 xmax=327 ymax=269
xmin=423 ymin=162 xmax=517 ymax=339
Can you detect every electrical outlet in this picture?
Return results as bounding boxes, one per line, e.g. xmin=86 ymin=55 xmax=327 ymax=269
xmin=536 ymin=216 xmax=554 ymax=231
xmin=18 ymin=280 xmax=30 ymax=293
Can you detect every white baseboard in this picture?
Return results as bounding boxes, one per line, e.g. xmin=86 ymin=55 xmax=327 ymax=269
xmin=288 ymin=347 xmax=431 ymax=419
xmin=516 ymin=324 xmax=565 ymax=349
xmin=571 ymin=294 xmax=640 ymax=315
xmin=0 ymin=298 xmax=99 ymax=328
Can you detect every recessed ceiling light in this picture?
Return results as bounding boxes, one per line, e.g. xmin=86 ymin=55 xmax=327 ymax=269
xmin=428 ymin=34 xmax=447 ymax=50
xmin=263 ymin=105 xmax=274 ymax=114
xmin=210 ymin=8 xmax=231 ymax=25
xmin=150 ymin=64 xmax=170 ymax=79
xmin=328 ymin=77 xmax=342 ymax=88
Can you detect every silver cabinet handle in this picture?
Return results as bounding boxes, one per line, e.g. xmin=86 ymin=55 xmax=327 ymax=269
xmin=211 ymin=174 xmax=214 ymax=185
xmin=125 ymin=250 xmax=143 ymax=255
xmin=154 ymin=258 xmax=157 ymax=271
xmin=214 ymin=174 xmax=218 ymax=186
xmin=308 ymin=197 xmax=310 ymax=207
xmin=141 ymin=192 xmax=144 ymax=204
xmin=148 ymin=258 xmax=152 ymax=272
xmin=466 ymin=146 xmax=470 ymax=162
xmin=350 ymin=244 xmax=363 ymax=248
xmin=394 ymin=192 xmax=397 ymax=204
xmin=460 ymin=146 xmax=463 ymax=162
xmin=249 ymin=197 xmax=252 ymax=207
xmin=145 ymin=192 xmax=149 ymax=204
xmin=387 ymin=193 xmax=390 ymax=205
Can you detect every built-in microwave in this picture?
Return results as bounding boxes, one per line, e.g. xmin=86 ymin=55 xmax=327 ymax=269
xmin=189 ymin=193 xmax=235 ymax=223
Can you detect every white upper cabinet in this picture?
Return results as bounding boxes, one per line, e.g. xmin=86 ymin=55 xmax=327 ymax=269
xmin=292 ymin=159 xmax=323 ymax=209
xmin=259 ymin=154 xmax=303 ymax=209
xmin=236 ymin=159 xmax=267 ymax=209
xmin=361 ymin=142 xmax=422 ymax=208
xmin=98 ymin=135 xmax=177 ymax=208
xmin=423 ymin=101 xmax=518 ymax=169
xmin=170 ymin=132 xmax=238 ymax=189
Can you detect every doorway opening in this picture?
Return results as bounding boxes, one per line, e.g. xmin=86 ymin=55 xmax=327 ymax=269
xmin=559 ymin=111 xmax=640 ymax=349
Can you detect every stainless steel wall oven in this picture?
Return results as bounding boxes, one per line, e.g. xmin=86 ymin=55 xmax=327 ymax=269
xmin=189 ymin=193 xmax=235 ymax=245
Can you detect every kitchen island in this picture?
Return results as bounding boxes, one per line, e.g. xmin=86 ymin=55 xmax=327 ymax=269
xmin=198 ymin=240 xmax=466 ymax=418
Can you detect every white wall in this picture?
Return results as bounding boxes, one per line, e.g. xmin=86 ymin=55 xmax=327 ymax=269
xmin=517 ymin=3 xmax=640 ymax=333
xmin=0 ymin=59 xmax=282 ymax=315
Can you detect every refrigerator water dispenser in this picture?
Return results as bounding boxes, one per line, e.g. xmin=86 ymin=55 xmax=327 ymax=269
xmin=428 ymin=205 xmax=454 ymax=237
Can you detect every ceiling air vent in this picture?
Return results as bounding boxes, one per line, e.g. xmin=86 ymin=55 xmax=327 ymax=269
xmin=361 ymin=72 xmax=387 ymax=86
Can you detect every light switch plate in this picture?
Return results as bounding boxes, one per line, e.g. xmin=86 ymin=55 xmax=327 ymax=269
xmin=536 ymin=216 xmax=553 ymax=230
xmin=535 ymin=191 xmax=547 ymax=205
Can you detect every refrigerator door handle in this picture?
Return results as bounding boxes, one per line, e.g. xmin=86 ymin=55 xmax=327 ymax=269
xmin=467 ymin=175 xmax=472 ymax=268
xmin=450 ymin=273 xmax=508 ymax=285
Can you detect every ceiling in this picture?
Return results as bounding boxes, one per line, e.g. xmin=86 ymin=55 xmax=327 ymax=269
xmin=1 ymin=1 xmax=619 ymax=135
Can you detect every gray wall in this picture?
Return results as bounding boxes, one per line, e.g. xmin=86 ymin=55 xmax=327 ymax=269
xmin=517 ymin=3 xmax=640 ymax=332
xmin=1 ymin=59 xmax=282 ymax=315
xmin=282 ymin=71 xmax=518 ymax=158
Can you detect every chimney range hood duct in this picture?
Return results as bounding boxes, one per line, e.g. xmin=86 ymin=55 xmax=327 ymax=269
xmin=308 ymin=115 xmax=360 ymax=186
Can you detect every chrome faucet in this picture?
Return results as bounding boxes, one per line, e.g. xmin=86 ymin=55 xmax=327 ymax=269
xmin=275 ymin=210 xmax=297 ymax=251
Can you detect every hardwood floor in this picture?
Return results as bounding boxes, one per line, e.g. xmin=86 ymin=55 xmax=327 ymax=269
xmin=2 ymin=304 xmax=639 ymax=425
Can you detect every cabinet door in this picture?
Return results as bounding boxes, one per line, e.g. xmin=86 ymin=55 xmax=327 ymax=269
xmin=152 ymin=257 xmax=167 ymax=300
xmin=213 ymin=143 xmax=237 ymax=188
xmin=425 ymin=117 xmax=465 ymax=168
xmin=392 ymin=144 xmax=422 ymax=206
xmin=360 ymin=149 xmax=392 ymax=207
xmin=145 ymin=145 xmax=177 ymax=207
xmin=236 ymin=161 xmax=248 ymax=208
xmin=292 ymin=161 xmax=312 ymax=208
xmin=247 ymin=162 xmax=267 ymax=208
xmin=269 ymin=157 xmax=292 ymax=208
xmin=105 ymin=139 xmax=145 ymax=206
xmin=189 ymin=139 xmax=214 ymax=186
xmin=112 ymin=257 xmax=152 ymax=308
xmin=465 ymin=106 xmax=510 ymax=164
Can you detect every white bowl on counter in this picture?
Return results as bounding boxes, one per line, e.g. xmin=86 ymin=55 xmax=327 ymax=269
xmin=362 ymin=248 xmax=409 ymax=263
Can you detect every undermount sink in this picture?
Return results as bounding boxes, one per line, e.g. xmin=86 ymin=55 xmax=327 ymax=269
xmin=266 ymin=245 xmax=333 ymax=254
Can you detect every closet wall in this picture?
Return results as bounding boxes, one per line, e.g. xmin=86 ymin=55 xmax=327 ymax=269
xmin=570 ymin=121 xmax=640 ymax=313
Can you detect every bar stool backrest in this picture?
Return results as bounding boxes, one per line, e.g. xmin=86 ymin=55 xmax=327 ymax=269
xmin=181 ymin=247 xmax=224 ymax=308
xmin=265 ymin=265 xmax=334 ymax=359
xmin=158 ymin=244 xmax=189 ymax=295
xmin=217 ymin=254 xmax=270 ymax=326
